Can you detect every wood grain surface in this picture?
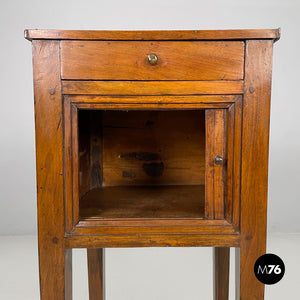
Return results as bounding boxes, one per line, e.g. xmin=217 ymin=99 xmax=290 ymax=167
xmin=62 ymin=80 xmax=244 ymax=95
xmin=60 ymin=41 xmax=244 ymax=80
xmin=32 ymin=40 xmax=72 ymax=300
xmin=65 ymin=233 xmax=240 ymax=248
xmin=100 ymin=110 xmax=205 ymax=186
xmin=72 ymin=220 xmax=235 ymax=236
xmin=205 ymin=109 xmax=226 ymax=220
xmin=231 ymin=99 xmax=242 ymax=231
xmin=214 ymin=247 xmax=230 ymax=300
xmin=236 ymin=40 xmax=274 ymax=300
xmin=80 ymin=185 xmax=205 ymax=219
xmin=26 ymin=29 xmax=278 ymax=300
xmin=87 ymin=248 xmax=105 ymax=300
xmin=68 ymin=94 xmax=240 ymax=104
xmin=25 ymin=28 xmax=280 ymax=41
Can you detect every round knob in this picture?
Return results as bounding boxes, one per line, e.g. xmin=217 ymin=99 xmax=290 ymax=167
xmin=214 ymin=154 xmax=224 ymax=165
xmin=147 ymin=53 xmax=158 ymax=65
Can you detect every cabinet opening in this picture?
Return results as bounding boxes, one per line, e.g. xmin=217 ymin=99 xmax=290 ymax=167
xmin=78 ymin=110 xmax=206 ymax=220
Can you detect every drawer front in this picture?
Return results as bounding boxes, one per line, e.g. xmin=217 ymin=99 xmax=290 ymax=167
xmin=60 ymin=41 xmax=244 ymax=80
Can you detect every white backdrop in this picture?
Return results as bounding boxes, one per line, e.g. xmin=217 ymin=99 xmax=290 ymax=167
xmin=0 ymin=0 xmax=299 ymax=235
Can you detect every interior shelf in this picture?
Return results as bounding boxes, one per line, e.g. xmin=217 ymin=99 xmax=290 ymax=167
xmin=79 ymin=185 xmax=205 ymax=219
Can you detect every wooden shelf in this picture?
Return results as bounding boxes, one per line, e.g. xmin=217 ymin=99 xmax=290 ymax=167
xmin=79 ymin=185 xmax=205 ymax=219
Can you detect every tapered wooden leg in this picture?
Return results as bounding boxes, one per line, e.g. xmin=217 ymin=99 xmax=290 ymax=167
xmin=39 ymin=245 xmax=72 ymax=300
xmin=235 ymin=39 xmax=274 ymax=300
xmin=87 ymin=248 xmax=105 ymax=300
xmin=213 ymin=247 xmax=230 ymax=300
xmin=32 ymin=39 xmax=72 ymax=300
xmin=235 ymin=235 xmax=266 ymax=300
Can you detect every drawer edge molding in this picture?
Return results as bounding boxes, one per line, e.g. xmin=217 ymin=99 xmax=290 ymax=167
xmin=67 ymin=94 xmax=241 ymax=104
xmin=62 ymin=80 xmax=244 ymax=95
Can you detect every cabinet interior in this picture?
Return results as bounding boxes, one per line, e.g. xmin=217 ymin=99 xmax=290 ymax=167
xmin=78 ymin=110 xmax=206 ymax=219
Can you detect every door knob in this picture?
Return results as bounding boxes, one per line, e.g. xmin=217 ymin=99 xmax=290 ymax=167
xmin=214 ymin=154 xmax=224 ymax=165
xmin=147 ymin=53 xmax=158 ymax=65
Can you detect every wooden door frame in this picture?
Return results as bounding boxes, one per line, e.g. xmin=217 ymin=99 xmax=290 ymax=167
xmin=63 ymin=95 xmax=242 ymax=238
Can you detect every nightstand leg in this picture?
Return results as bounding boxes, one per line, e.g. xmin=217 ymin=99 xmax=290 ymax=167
xmin=87 ymin=248 xmax=105 ymax=300
xmin=235 ymin=39 xmax=273 ymax=300
xmin=213 ymin=247 xmax=229 ymax=300
xmin=235 ymin=235 xmax=266 ymax=300
xmin=32 ymin=39 xmax=73 ymax=300
xmin=39 ymin=245 xmax=72 ymax=300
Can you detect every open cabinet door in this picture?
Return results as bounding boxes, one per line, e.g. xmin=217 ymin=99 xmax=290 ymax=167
xmin=205 ymin=99 xmax=242 ymax=226
xmin=205 ymin=109 xmax=227 ymax=220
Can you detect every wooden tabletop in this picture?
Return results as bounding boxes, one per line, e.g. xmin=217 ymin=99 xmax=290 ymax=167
xmin=24 ymin=29 xmax=280 ymax=41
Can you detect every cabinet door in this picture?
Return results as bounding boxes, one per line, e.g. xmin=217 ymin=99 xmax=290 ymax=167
xmin=205 ymin=100 xmax=242 ymax=227
xmin=205 ymin=109 xmax=226 ymax=220
xmin=64 ymin=95 xmax=242 ymax=234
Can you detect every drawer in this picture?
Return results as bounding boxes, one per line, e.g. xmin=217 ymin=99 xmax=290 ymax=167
xmin=60 ymin=41 xmax=244 ymax=80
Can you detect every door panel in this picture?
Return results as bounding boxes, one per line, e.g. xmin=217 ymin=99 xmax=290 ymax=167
xmin=205 ymin=109 xmax=226 ymax=220
xmin=63 ymin=95 xmax=242 ymax=234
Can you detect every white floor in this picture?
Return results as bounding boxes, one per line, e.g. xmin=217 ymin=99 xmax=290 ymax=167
xmin=0 ymin=234 xmax=299 ymax=299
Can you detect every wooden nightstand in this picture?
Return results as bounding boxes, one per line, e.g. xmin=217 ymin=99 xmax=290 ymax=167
xmin=25 ymin=29 xmax=280 ymax=300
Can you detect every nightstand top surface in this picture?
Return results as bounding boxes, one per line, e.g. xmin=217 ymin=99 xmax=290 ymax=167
xmin=24 ymin=28 xmax=280 ymax=41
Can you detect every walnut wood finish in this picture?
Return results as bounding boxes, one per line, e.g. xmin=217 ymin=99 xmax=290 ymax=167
xmin=80 ymin=185 xmax=205 ymax=219
xmin=87 ymin=249 xmax=105 ymax=300
xmin=226 ymin=99 xmax=242 ymax=229
xmin=64 ymin=97 xmax=74 ymax=232
xmin=60 ymin=41 xmax=244 ymax=80
xmin=32 ymin=40 xmax=72 ymax=300
xmin=63 ymin=96 xmax=240 ymax=236
xmin=65 ymin=233 xmax=240 ymax=249
xmin=25 ymin=28 xmax=280 ymax=41
xmin=26 ymin=29 xmax=279 ymax=300
xmin=67 ymin=94 xmax=240 ymax=104
xmin=101 ymin=110 xmax=205 ymax=187
xmin=205 ymin=109 xmax=226 ymax=220
xmin=73 ymin=220 xmax=235 ymax=235
xmin=76 ymin=102 xmax=232 ymax=110
xmin=236 ymin=40 xmax=274 ymax=300
xmin=62 ymin=81 xmax=244 ymax=95
xmin=214 ymin=247 xmax=230 ymax=300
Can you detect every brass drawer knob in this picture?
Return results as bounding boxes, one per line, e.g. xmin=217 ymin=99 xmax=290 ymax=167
xmin=147 ymin=53 xmax=158 ymax=65
xmin=214 ymin=154 xmax=224 ymax=165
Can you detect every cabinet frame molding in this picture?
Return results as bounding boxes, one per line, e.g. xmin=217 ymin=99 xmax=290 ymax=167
xmin=63 ymin=95 xmax=242 ymax=236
